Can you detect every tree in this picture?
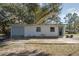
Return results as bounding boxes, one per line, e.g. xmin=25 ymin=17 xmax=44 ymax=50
xmin=23 ymin=3 xmax=40 ymax=24
xmin=73 ymin=14 xmax=79 ymax=33
xmin=0 ymin=3 xmax=41 ymax=24
xmin=71 ymin=13 xmax=77 ymax=33
xmin=0 ymin=3 xmax=62 ymax=34
xmin=45 ymin=16 xmax=61 ymax=24
xmin=0 ymin=9 xmax=10 ymax=33
xmin=64 ymin=13 xmax=79 ymax=33
xmin=0 ymin=3 xmax=62 ymax=24
xmin=0 ymin=4 xmax=28 ymax=23
xmin=34 ymin=3 xmax=62 ymax=24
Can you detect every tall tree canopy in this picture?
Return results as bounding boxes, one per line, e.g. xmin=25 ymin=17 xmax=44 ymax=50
xmin=0 ymin=3 xmax=62 ymax=33
xmin=0 ymin=3 xmax=62 ymax=24
xmin=64 ymin=13 xmax=79 ymax=33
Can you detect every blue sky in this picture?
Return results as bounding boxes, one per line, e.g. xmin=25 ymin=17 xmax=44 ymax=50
xmin=60 ymin=3 xmax=79 ymax=23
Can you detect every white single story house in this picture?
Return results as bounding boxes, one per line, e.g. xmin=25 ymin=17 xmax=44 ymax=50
xmin=11 ymin=24 xmax=65 ymax=38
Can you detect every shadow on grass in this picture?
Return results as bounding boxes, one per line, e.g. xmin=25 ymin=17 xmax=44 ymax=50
xmin=28 ymin=37 xmax=59 ymax=39
xmin=0 ymin=44 xmax=7 ymax=47
xmin=0 ymin=40 xmax=8 ymax=48
xmin=12 ymin=37 xmax=59 ymax=40
xmin=0 ymin=38 xmax=10 ymax=48
xmin=6 ymin=50 xmax=50 ymax=56
xmin=68 ymin=50 xmax=79 ymax=56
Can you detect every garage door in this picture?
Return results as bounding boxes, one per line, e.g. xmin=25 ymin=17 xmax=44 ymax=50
xmin=12 ymin=26 xmax=24 ymax=38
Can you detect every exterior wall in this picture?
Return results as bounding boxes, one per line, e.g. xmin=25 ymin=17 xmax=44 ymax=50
xmin=11 ymin=24 xmax=65 ymax=38
xmin=62 ymin=25 xmax=65 ymax=36
xmin=11 ymin=25 xmax=24 ymax=38
xmin=24 ymin=25 xmax=59 ymax=37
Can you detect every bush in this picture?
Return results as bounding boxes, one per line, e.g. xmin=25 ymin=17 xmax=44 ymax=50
xmin=66 ymin=35 xmax=69 ymax=38
xmin=70 ymin=35 xmax=73 ymax=38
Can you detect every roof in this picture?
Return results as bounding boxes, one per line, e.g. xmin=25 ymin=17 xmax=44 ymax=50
xmin=11 ymin=23 xmax=65 ymax=27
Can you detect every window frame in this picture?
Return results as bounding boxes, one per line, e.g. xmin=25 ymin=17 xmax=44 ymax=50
xmin=50 ymin=27 xmax=55 ymax=32
xmin=36 ymin=27 xmax=41 ymax=32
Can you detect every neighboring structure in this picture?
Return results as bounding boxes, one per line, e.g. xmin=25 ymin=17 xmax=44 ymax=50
xmin=11 ymin=24 xmax=65 ymax=38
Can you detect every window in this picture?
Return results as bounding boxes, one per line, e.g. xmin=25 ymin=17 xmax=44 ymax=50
xmin=36 ymin=27 xmax=41 ymax=32
xmin=50 ymin=27 xmax=55 ymax=32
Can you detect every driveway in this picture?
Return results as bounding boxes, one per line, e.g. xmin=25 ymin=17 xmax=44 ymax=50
xmin=0 ymin=35 xmax=79 ymax=56
xmin=5 ymin=35 xmax=79 ymax=44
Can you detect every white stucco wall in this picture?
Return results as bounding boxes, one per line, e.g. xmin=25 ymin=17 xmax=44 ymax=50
xmin=24 ymin=25 xmax=59 ymax=37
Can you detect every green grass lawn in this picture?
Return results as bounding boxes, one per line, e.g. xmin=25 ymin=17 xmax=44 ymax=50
xmin=65 ymin=33 xmax=79 ymax=36
xmin=76 ymin=33 xmax=79 ymax=36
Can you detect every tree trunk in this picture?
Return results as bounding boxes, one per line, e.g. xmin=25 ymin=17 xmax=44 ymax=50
xmin=68 ymin=23 xmax=71 ymax=34
xmin=74 ymin=22 xmax=76 ymax=34
xmin=1 ymin=22 xmax=6 ymax=34
xmin=2 ymin=24 xmax=6 ymax=33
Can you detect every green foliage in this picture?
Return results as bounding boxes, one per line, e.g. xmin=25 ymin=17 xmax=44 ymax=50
xmin=0 ymin=3 xmax=62 ymax=33
xmin=0 ymin=3 xmax=62 ymax=24
xmin=64 ymin=13 xmax=79 ymax=33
